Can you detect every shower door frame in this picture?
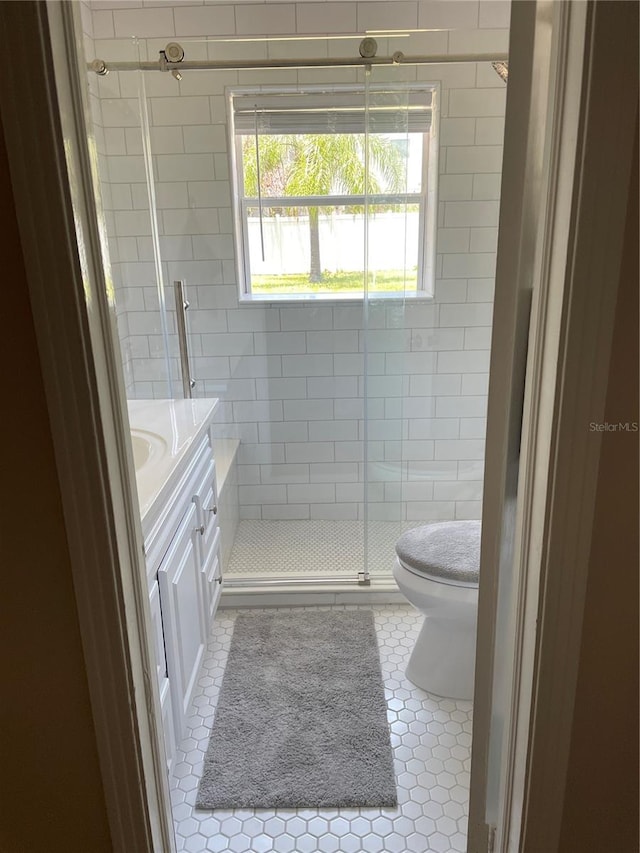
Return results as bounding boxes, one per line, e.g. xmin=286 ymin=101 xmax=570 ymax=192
xmin=2 ymin=1 xmax=635 ymax=852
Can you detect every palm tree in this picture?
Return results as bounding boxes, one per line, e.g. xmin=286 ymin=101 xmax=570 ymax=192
xmin=242 ymin=133 xmax=406 ymax=283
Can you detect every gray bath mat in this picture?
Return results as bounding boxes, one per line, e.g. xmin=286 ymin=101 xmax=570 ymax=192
xmin=196 ymin=610 xmax=397 ymax=809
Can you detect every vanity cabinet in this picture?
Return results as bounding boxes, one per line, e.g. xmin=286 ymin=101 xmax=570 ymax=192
xmin=144 ymin=429 xmax=222 ymax=762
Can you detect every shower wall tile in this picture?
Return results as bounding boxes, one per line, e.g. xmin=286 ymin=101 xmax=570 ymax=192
xmin=227 ymin=308 xmax=281 ymax=333
xmin=436 ymin=395 xmax=487 ymax=418
xmin=310 ymin=502 xmax=359 ymax=520
xmin=435 ymin=438 xmax=485 ymax=460
xmin=408 ymin=419 xmax=457 ymax=440
xmin=256 ymin=377 xmax=307 ymax=399
xmin=448 ymin=26 xmax=509 ymax=55
xmin=472 ymin=172 xmax=502 ymax=200
xmin=259 ymin=420 xmax=308 ymax=443
xmin=113 ymin=6 xmax=172 ymax=37
xmin=281 ymin=306 xmax=333 ymax=331
xmin=254 ymin=331 xmax=307 ymax=355
xmin=296 ymin=2 xmax=357 ymax=33
xmin=238 ymin=484 xmax=287 ymax=504
xmin=282 ymin=354 xmax=334 ymax=376
xmin=288 ymin=483 xmax=335 ymax=503
xmin=445 ymin=146 xmax=503 ymax=176
xmin=449 ymin=87 xmax=507 ymax=117
xmin=100 ymin=98 xmax=142 ymax=127
xmin=417 ymin=0 xmax=479 ymax=29
xmin=155 ymin=152 xmax=215 ymax=181
xmin=284 ymin=399 xmax=333 ymax=421
xmin=460 ymin=417 xmax=487 ymax=439
xmin=405 ymin=500 xmax=455 ymax=521
xmin=306 ymin=375 xmax=358 ymax=398
xmin=440 ymin=117 xmax=476 ymax=147
xmin=437 ymin=349 xmax=491 ymax=374
xmin=235 ymin=3 xmax=297 ymax=35
xmin=262 ymin=503 xmax=310 ymax=520
xmin=284 ymin=441 xmax=335 ymax=464
xmin=475 ymin=115 xmax=506 ymax=145
xmin=479 ymin=0 xmax=511 ymax=28
xmin=464 ymin=326 xmax=493 ymax=349
xmin=260 ymin=463 xmax=310 ymax=485
xmin=173 ymin=5 xmax=236 ymax=37
xmin=442 ymin=252 xmax=496 ymax=278
xmin=308 ymin=420 xmax=359 ymax=442
xmin=88 ymin=0 xmax=506 ymax=519
xmin=356 ymin=1 xmax=418 ymax=30
xmin=440 ymin=303 xmax=493 ymax=327
xmin=455 ymin=500 xmax=483 ymax=519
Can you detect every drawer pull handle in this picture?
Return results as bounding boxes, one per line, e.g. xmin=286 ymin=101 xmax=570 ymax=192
xmin=195 ymin=525 xmax=205 ymax=536
xmin=208 ymin=505 xmax=218 ymax=515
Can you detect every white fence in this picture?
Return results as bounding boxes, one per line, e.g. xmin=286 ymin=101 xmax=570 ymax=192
xmin=247 ymin=211 xmax=419 ymax=275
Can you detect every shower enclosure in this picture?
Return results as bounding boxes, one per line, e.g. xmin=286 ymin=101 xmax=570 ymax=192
xmin=84 ymin=29 xmax=505 ymax=588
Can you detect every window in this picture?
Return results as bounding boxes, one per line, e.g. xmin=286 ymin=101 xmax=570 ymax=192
xmin=229 ymin=85 xmax=438 ymax=300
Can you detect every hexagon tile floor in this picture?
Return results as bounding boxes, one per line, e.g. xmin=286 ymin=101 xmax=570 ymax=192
xmin=170 ymin=605 xmax=473 ymax=853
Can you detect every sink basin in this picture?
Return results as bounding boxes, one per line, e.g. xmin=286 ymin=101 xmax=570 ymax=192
xmin=127 ymin=398 xmax=219 ymax=522
xmin=131 ymin=430 xmax=166 ymax=472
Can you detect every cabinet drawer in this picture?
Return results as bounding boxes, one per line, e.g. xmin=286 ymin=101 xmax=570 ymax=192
xmin=192 ymin=462 xmax=218 ymax=540
xmin=200 ymin=490 xmax=219 ymax=563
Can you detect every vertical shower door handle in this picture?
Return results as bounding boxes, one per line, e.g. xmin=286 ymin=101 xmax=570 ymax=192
xmin=174 ymin=279 xmax=194 ymax=399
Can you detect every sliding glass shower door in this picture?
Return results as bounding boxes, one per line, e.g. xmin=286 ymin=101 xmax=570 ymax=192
xmin=93 ymin=32 xmax=428 ymax=584
xmin=363 ymin=65 xmax=438 ymax=579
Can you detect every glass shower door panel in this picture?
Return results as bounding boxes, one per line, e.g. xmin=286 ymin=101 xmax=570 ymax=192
xmin=140 ymin=35 xmax=378 ymax=581
xmin=363 ymin=67 xmax=413 ymax=578
xmin=85 ymin=36 xmax=176 ymax=400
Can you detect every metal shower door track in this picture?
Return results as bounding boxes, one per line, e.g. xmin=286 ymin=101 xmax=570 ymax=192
xmin=88 ymin=51 xmax=508 ymax=76
xmin=224 ymin=574 xmax=383 ymax=588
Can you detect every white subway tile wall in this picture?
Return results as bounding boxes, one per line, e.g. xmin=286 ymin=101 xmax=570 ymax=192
xmin=83 ymin=0 xmax=509 ymax=523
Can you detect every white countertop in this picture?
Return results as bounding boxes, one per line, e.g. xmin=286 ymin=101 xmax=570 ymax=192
xmin=128 ymin=398 xmax=219 ymax=522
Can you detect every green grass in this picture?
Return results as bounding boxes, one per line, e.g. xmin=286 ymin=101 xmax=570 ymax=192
xmin=251 ymin=269 xmax=418 ymax=294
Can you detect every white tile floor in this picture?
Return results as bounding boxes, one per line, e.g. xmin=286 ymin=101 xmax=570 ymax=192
xmin=226 ymin=521 xmax=421 ymax=579
xmin=170 ymin=605 xmax=473 ymax=853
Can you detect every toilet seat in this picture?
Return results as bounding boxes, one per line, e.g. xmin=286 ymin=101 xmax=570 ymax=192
xmin=397 ymin=557 xmax=478 ymax=587
xmin=395 ymin=520 xmax=480 ymax=588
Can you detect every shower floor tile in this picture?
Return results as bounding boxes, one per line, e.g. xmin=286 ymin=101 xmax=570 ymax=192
xmin=170 ymin=605 xmax=472 ymax=853
xmin=226 ymin=520 xmax=421 ymax=579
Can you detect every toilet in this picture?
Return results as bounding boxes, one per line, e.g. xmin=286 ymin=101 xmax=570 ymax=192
xmin=393 ymin=520 xmax=480 ymax=701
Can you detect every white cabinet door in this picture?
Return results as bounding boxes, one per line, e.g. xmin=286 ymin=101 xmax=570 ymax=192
xmin=149 ymin=579 xmax=176 ymax=772
xmin=158 ymin=502 xmax=207 ymax=744
xmin=149 ymin=579 xmax=168 ymax=691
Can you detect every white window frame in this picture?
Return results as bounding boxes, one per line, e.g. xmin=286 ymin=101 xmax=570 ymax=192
xmin=227 ymin=83 xmax=439 ymax=303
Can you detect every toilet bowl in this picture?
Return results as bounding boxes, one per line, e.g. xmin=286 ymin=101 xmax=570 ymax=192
xmin=393 ymin=520 xmax=480 ymax=701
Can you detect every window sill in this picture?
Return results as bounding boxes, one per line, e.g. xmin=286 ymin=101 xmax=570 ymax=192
xmin=238 ymin=291 xmax=435 ymax=306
